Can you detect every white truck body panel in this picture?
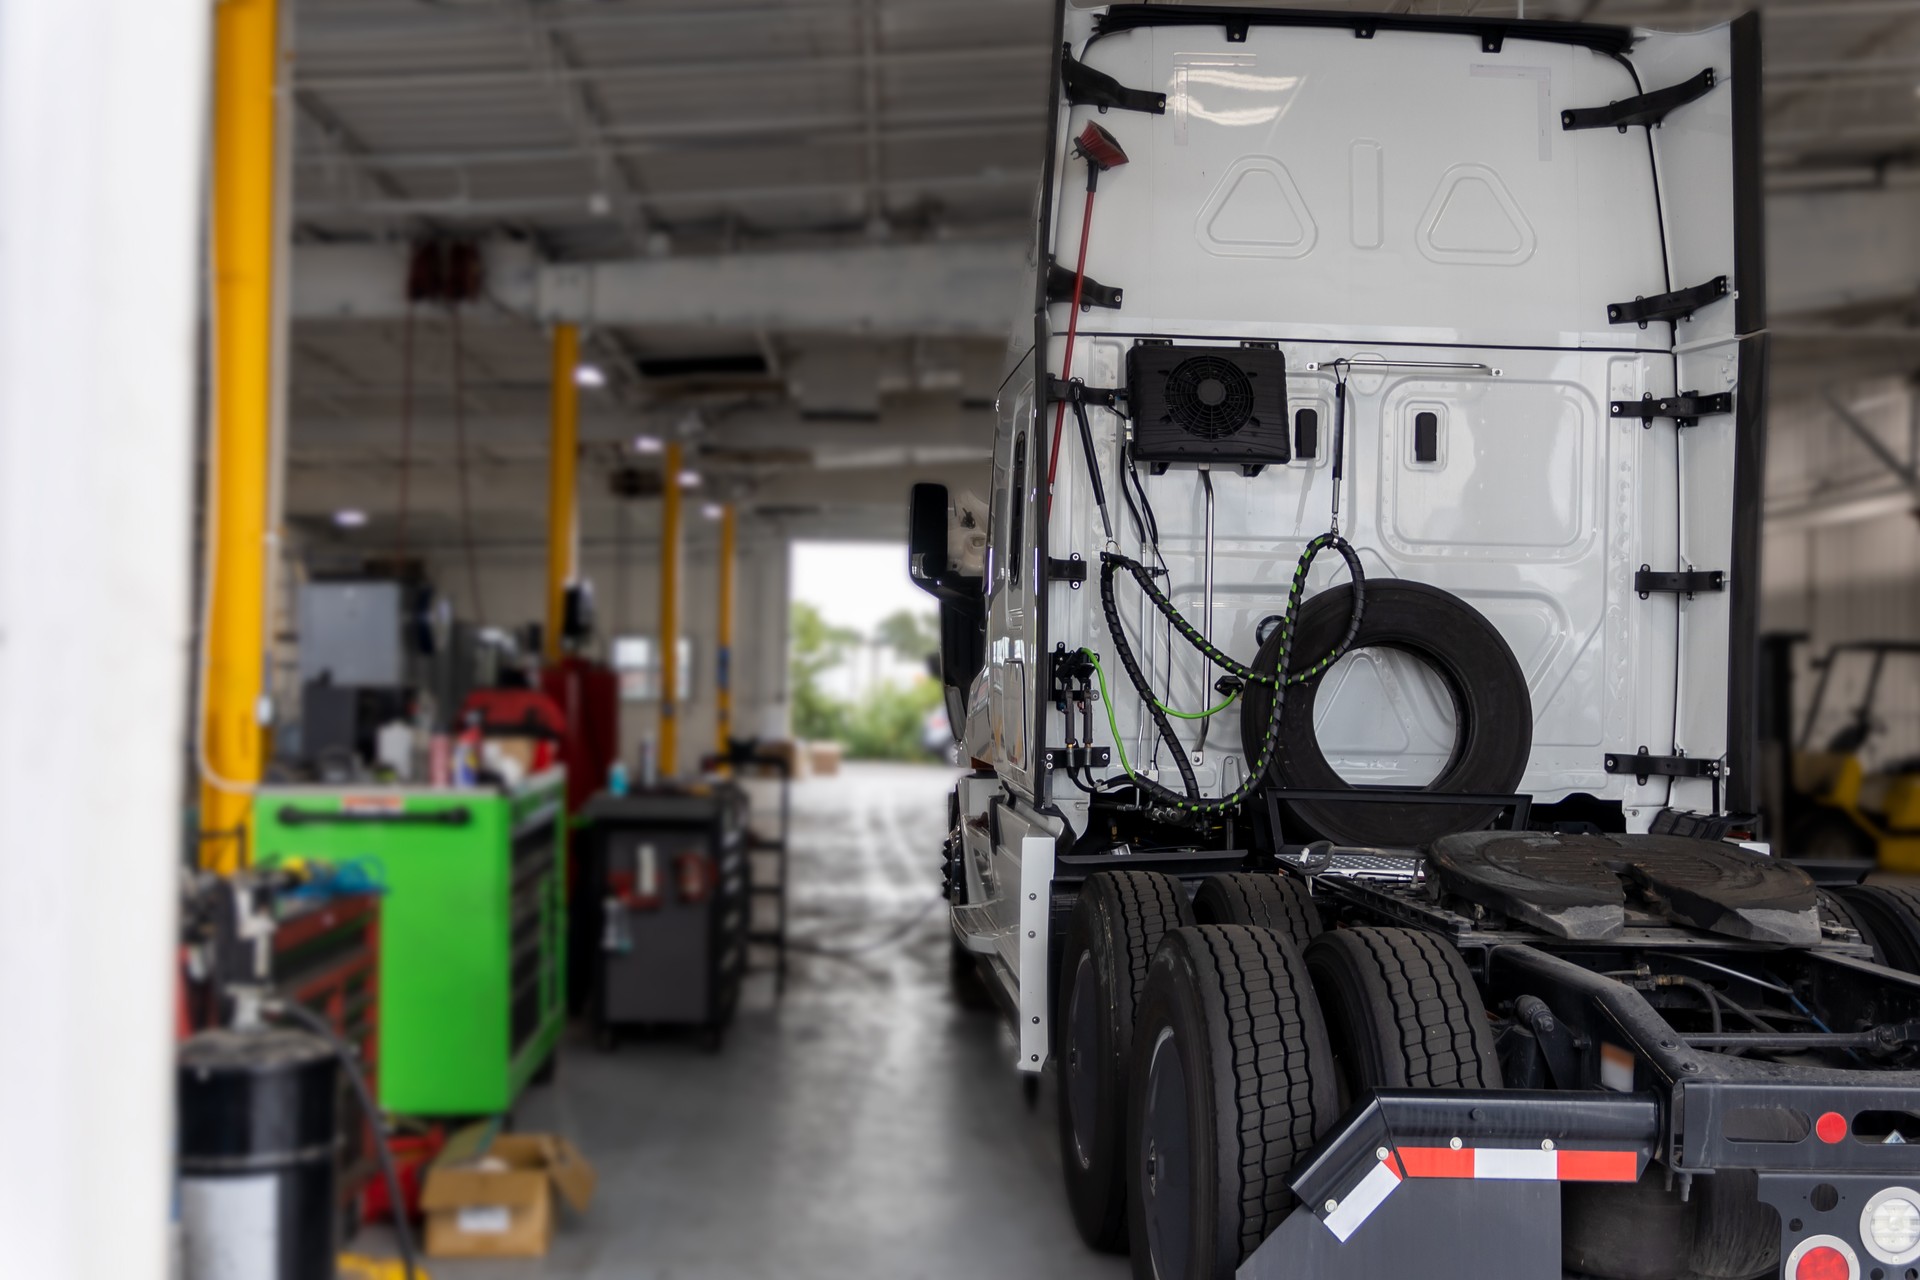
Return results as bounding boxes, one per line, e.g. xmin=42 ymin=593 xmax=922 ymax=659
xmin=949 ymin=4 xmax=1761 ymax=1071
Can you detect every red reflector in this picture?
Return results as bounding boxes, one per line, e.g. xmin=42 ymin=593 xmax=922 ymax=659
xmin=1395 ymin=1147 xmax=1474 ymax=1179
xmin=1815 ymin=1111 xmax=1848 ymax=1144
xmin=1556 ymin=1149 xmax=1640 ymax=1182
xmin=1796 ymin=1243 xmax=1851 ymax=1280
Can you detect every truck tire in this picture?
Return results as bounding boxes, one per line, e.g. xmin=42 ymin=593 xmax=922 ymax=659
xmin=1057 ymin=870 xmax=1194 ymax=1253
xmin=1191 ymin=873 xmax=1320 ymax=950
xmin=1830 ymin=882 xmax=1920 ymax=972
xmin=1240 ymin=580 xmax=1531 ymax=848
xmin=1304 ymin=927 xmax=1501 ymax=1091
xmin=1126 ymin=926 xmax=1338 ymax=1280
xmin=1818 ymin=888 xmax=1887 ymax=965
xmin=950 ymin=937 xmax=997 ymax=1011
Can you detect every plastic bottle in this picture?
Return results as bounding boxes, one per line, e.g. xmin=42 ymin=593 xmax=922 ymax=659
xmin=608 ymin=760 xmax=630 ymax=797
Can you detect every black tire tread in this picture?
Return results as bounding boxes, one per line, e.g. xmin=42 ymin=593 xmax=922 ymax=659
xmin=1306 ymin=927 xmax=1499 ymax=1090
xmin=1833 ymin=882 xmax=1920 ymax=973
xmin=1060 ymin=871 xmax=1194 ymax=1252
xmin=950 ymin=937 xmax=997 ymax=1011
xmin=1191 ymin=872 xmax=1320 ymax=948
xmin=1816 ymin=888 xmax=1885 ymax=966
xmin=1107 ymin=870 xmax=1194 ymax=1020
xmin=1151 ymin=925 xmax=1337 ymax=1268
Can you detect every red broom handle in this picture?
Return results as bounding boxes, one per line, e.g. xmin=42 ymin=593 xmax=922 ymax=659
xmin=1045 ymin=184 xmax=1099 ymax=511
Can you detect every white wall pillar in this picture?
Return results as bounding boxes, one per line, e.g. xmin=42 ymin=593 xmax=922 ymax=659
xmin=0 ymin=1 xmax=209 ymax=1276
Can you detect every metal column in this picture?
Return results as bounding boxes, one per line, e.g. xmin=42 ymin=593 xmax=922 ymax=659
xmin=546 ymin=323 xmax=581 ymax=663
xmin=660 ymin=442 xmax=685 ymax=774
xmin=717 ymin=503 xmax=737 ymax=755
xmin=201 ymin=0 xmax=281 ymax=870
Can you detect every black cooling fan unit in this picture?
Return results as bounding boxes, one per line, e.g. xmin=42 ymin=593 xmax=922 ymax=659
xmin=1127 ymin=343 xmax=1290 ymax=467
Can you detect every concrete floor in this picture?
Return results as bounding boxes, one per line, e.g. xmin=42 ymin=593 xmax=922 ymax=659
xmin=368 ymin=762 xmax=1128 ymax=1280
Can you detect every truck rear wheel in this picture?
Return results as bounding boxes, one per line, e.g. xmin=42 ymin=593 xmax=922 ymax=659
xmin=1190 ymin=873 xmax=1319 ymax=949
xmin=950 ymin=938 xmax=997 ymax=1011
xmin=1126 ymin=926 xmax=1337 ymax=1280
xmin=1304 ymin=927 xmax=1501 ymax=1091
xmin=1057 ymin=870 xmax=1193 ymax=1252
xmin=1830 ymin=882 xmax=1920 ymax=972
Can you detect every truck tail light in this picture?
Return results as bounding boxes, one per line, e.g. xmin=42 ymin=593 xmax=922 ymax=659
xmin=1788 ymin=1236 xmax=1859 ymax=1280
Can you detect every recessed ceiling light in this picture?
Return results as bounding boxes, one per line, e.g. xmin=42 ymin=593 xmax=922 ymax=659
xmin=333 ymin=508 xmax=368 ymax=529
xmin=632 ymin=434 xmax=664 ymax=454
xmin=574 ymin=363 xmax=606 ymax=388
xmin=678 ymin=470 xmax=702 ymax=489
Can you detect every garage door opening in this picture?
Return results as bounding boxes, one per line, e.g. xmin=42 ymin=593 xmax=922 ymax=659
xmin=789 ymin=539 xmax=955 ymax=764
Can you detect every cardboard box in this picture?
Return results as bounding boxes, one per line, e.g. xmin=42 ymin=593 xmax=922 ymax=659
xmin=419 ymin=1131 xmax=596 ymax=1258
xmin=807 ymin=740 xmax=842 ymax=777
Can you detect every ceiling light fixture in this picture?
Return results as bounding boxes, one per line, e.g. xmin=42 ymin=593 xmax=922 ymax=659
xmin=333 ymin=508 xmax=368 ymax=529
xmin=632 ymin=434 xmax=664 ymax=454
xmin=701 ymin=502 xmax=725 ymax=521
xmin=678 ymin=470 xmax=702 ymax=489
xmin=574 ymin=363 xmax=606 ymax=388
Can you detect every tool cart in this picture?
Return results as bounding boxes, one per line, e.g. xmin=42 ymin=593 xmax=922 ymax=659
xmin=579 ymin=783 xmax=750 ymax=1049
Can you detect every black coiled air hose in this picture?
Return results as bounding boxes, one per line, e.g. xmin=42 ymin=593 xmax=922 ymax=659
xmin=1096 ymin=531 xmax=1366 ymax=815
xmin=1097 ymin=555 xmax=1201 ymax=802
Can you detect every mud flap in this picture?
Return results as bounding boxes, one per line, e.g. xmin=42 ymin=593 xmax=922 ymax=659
xmin=1239 ymin=1179 xmax=1560 ymax=1280
xmin=1240 ymin=1090 xmax=1658 ymax=1280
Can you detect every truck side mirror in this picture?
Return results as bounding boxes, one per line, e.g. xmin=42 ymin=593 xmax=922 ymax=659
xmin=909 ymin=482 xmax=970 ymax=598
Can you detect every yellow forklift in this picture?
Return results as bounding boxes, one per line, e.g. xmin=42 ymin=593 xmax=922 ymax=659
xmin=1772 ymin=636 xmax=1920 ymax=868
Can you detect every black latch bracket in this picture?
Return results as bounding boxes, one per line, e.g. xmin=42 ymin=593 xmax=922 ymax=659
xmin=1046 ymin=261 xmax=1123 ymax=311
xmin=1048 ymin=554 xmax=1088 ymax=590
xmin=1605 ymin=747 xmax=1722 ymax=785
xmin=1636 ymin=565 xmax=1726 ymax=599
xmin=1062 ymin=47 xmax=1167 ymax=115
xmin=1045 ymin=745 xmax=1112 ymax=771
xmin=1562 ymin=67 xmax=1717 ymax=132
xmin=1607 ymin=276 xmax=1729 ymax=328
xmin=1611 ymin=391 xmax=1734 ymax=428
xmin=1046 ymin=377 xmax=1123 ymax=412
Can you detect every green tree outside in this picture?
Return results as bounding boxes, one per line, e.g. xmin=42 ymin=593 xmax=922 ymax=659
xmin=790 ymin=601 xmax=948 ymax=761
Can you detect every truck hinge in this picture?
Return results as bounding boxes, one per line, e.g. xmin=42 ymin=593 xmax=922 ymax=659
xmin=1045 ymin=260 xmax=1124 ymax=311
xmin=1061 ymin=47 xmax=1167 ymax=115
xmin=1611 ymin=391 xmax=1734 ymax=428
xmin=1046 ymin=377 xmax=1124 ymax=412
xmin=1604 ymin=747 xmax=1722 ymax=785
xmin=1635 ymin=566 xmax=1726 ymax=599
xmin=1047 ymin=554 xmax=1088 ymax=589
xmin=1607 ymin=276 xmax=1729 ymax=328
xmin=1561 ymin=67 xmax=1717 ymax=132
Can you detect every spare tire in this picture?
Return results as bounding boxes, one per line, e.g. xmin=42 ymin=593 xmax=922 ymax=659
xmin=1240 ymin=580 xmax=1531 ymax=847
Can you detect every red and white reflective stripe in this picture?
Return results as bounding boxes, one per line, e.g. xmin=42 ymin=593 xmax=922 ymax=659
xmin=1319 ymin=1146 xmax=1642 ymax=1243
xmin=1394 ymin=1145 xmax=1641 ymax=1183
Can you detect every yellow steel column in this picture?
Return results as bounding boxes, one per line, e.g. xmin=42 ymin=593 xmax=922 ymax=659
xmin=546 ymin=323 xmax=581 ymax=663
xmin=202 ymin=0 xmax=280 ymax=871
xmin=659 ymin=442 xmax=684 ymax=775
xmin=716 ymin=503 xmax=737 ymax=756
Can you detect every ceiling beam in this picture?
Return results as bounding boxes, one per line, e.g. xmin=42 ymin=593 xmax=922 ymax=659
xmin=293 ymin=43 xmax=1039 ymax=96
xmin=293 ymin=238 xmax=1029 ymax=336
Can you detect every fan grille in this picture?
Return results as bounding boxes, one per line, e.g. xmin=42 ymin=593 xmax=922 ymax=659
xmin=1162 ymin=356 xmax=1255 ymax=439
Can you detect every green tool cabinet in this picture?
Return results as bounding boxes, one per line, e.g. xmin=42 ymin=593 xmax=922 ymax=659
xmin=253 ymin=770 xmax=567 ymax=1116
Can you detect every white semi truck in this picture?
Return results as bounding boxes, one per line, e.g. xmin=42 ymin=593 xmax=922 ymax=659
xmin=910 ymin=6 xmax=1920 ymax=1280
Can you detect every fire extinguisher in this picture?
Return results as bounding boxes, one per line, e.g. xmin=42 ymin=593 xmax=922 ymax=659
xmin=675 ymin=851 xmax=714 ymax=905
